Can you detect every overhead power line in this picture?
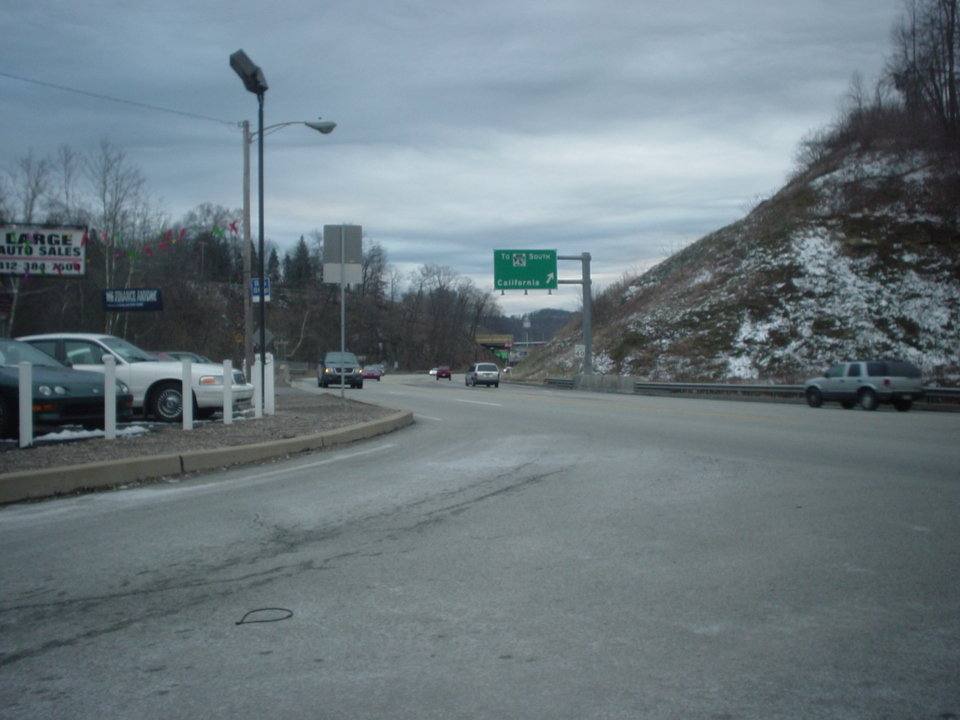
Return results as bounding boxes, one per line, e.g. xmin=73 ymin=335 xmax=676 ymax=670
xmin=0 ymin=70 xmax=236 ymax=126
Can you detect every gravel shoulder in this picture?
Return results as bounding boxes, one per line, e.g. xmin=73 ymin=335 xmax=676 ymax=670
xmin=0 ymin=386 xmax=397 ymax=476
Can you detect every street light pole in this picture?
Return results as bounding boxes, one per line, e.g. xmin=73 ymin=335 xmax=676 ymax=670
xmin=231 ymin=49 xmax=335 ymax=414
xmin=230 ymin=49 xmax=269 ymax=413
xmin=239 ymin=117 xmax=336 ymax=387
xmin=241 ymin=120 xmax=254 ymax=378
xmin=256 ymin=90 xmax=266 ymax=411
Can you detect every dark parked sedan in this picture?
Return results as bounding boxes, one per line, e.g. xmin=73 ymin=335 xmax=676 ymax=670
xmin=0 ymin=338 xmax=134 ymax=438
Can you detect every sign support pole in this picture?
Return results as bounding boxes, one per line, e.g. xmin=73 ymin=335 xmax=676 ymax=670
xmin=558 ymin=253 xmax=592 ymax=375
xmin=339 ymin=225 xmax=346 ymax=400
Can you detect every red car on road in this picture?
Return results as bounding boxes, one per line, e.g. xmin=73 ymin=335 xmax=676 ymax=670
xmin=435 ymin=365 xmax=451 ymax=380
xmin=362 ymin=365 xmax=383 ymax=381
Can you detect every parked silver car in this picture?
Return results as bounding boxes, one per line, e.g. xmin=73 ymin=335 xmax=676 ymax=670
xmin=804 ymin=360 xmax=924 ymax=411
xmin=465 ymin=362 xmax=500 ymax=388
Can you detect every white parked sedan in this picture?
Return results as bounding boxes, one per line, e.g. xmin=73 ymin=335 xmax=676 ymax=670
xmin=17 ymin=333 xmax=254 ymax=422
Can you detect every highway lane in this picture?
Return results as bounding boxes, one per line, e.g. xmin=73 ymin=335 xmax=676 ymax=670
xmin=1 ymin=373 xmax=958 ymax=719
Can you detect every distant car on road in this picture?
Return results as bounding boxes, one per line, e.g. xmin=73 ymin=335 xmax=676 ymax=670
xmin=362 ymin=365 xmax=383 ymax=381
xmin=0 ymin=338 xmax=134 ymax=438
xmin=318 ymin=351 xmax=363 ymax=388
xmin=17 ymin=333 xmax=253 ymax=422
xmin=804 ymin=360 xmax=925 ymax=411
xmin=436 ymin=365 xmax=452 ymax=380
xmin=465 ymin=362 xmax=500 ymax=388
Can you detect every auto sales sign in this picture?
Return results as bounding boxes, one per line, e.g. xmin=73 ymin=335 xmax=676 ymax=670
xmin=0 ymin=224 xmax=87 ymax=277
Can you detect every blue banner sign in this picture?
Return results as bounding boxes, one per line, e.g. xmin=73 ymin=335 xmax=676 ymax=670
xmin=102 ymin=288 xmax=164 ymax=311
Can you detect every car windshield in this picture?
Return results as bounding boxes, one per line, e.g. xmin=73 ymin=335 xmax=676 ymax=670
xmin=101 ymin=336 xmax=158 ymax=363
xmin=326 ymin=352 xmax=359 ymax=364
xmin=0 ymin=339 xmax=65 ymax=367
xmin=477 ymin=364 xmax=498 ymax=372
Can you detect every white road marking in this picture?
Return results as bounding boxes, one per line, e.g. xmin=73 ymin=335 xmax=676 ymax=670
xmin=455 ymin=398 xmax=502 ymax=407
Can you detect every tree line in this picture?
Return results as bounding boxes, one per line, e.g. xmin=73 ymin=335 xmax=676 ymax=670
xmin=794 ymin=0 xmax=959 ymax=172
xmin=0 ymin=140 xmax=511 ymax=371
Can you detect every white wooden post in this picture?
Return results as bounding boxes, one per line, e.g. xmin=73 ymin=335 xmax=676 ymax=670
xmin=104 ymin=355 xmax=117 ymax=440
xmin=181 ymin=358 xmax=193 ymax=430
xmin=223 ymin=359 xmax=233 ymax=425
xmin=265 ymin=352 xmax=275 ymax=415
xmin=18 ymin=361 xmax=32 ymax=449
xmin=252 ymin=358 xmax=263 ymax=418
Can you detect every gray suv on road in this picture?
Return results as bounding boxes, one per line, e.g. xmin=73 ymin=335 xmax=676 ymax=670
xmin=318 ymin=351 xmax=363 ymax=389
xmin=804 ymin=360 xmax=924 ymax=411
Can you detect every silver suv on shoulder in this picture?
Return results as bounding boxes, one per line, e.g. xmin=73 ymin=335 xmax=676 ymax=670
xmin=465 ymin=362 xmax=500 ymax=388
xmin=804 ymin=360 xmax=924 ymax=411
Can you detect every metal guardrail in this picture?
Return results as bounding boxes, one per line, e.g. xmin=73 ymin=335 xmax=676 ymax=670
xmin=633 ymin=381 xmax=804 ymax=398
xmin=542 ymin=378 xmax=960 ymax=405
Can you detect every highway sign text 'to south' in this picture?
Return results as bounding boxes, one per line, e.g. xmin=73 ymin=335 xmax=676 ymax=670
xmin=493 ymin=249 xmax=558 ymax=290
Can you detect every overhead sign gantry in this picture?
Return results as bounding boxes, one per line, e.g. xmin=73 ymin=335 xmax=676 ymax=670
xmin=492 ymin=248 xmax=593 ymax=375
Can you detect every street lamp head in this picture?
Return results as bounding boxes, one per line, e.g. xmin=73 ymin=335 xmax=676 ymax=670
xmin=305 ymin=118 xmax=337 ymax=134
xmin=230 ymin=49 xmax=268 ymax=95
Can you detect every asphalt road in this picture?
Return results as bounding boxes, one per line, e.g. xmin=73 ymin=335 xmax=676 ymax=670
xmin=1 ymin=374 xmax=958 ymax=719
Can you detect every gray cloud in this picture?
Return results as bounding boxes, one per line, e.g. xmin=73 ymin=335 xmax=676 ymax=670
xmin=1 ymin=0 xmax=903 ymax=315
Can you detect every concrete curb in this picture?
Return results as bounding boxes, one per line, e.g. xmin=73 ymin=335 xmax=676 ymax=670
xmin=0 ymin=410 xmax=414 ymax=505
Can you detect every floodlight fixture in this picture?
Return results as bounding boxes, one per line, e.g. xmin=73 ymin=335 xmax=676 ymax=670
xmin=230 ymin=49 xmax=268 ymax=96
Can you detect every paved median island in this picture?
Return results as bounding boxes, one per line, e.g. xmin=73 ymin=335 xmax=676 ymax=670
xmin=0 ymin=390 xmax=413 ymax=504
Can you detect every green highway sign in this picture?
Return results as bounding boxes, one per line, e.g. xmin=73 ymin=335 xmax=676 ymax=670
xmin=493 ymin=249 xmax=558 ymax=290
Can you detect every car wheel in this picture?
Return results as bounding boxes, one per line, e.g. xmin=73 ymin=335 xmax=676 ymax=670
xmin=805 ymin=387 xmax=823 ymax=408
xmin=858 ymin=388 xmax=879 ymax=411
xmin=150 ymin=381 xmax=184 ymax=422
xmin=318 ymin=378 xmax=323 ymax=387
xmin=893 ymin=398 xmax=913 ymax=412
xmin=0 ymin=395 xmax=15 ymax=438
xmin=357 ymin=381 xmax=363 ymax=389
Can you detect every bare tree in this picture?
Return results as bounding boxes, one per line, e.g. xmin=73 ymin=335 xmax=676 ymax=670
xmin=8 ymin=149 xmax=52 ymax=223
xmin=1 ymin=150 xmax=54 ymax=332
xmin=890 ymin=0 xmax=960 ymax=143
xmin=44 ymin=145 xmax=87 ymax=224
xmin=84 ymin=139 xmax=150 ymax=333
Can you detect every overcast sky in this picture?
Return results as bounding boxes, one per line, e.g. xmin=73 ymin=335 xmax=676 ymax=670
xmin=1 ymin=0 xmax=903 ymax=316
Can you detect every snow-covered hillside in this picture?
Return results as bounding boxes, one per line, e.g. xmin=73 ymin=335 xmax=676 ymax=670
xmin=523 ymin=147 xmax=959 ymax=385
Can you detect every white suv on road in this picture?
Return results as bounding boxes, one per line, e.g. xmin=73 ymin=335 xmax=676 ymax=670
xmin=18 ymin=333 xmax=254 ymax=421
xmin=465 ymin=362 xmax=500 ymax=388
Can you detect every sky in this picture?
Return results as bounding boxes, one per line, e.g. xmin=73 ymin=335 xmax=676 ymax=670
xmin=0 ymin=0 xmax=904 ymax=316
